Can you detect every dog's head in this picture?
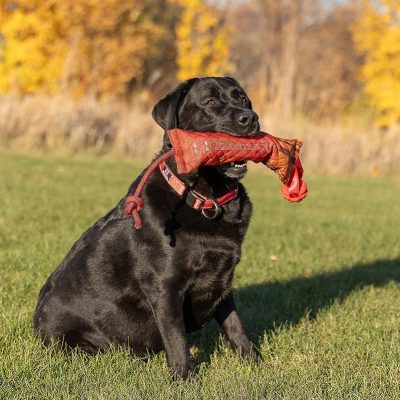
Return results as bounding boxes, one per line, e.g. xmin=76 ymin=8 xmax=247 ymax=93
xmin=152 ymin=77 xmax=259 ymax=179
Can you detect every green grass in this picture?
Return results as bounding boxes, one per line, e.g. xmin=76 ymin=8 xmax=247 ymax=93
xmin=1 ymin=151 xmax=399 ymax=399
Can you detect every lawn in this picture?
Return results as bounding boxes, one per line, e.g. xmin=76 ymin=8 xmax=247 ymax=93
xmin=0 ymin=151 xmax=399 ymax=399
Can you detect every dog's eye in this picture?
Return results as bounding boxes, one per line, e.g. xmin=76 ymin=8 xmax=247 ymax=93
xmin=206 ymin=99 xmax=216 ymax=105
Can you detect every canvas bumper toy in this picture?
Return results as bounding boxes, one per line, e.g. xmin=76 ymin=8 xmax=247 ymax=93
xmin=125 ymin=129 xmax=308 ymax=228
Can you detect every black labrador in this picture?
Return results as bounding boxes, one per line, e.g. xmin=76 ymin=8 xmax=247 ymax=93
xmin=34 ymin=77 xmax=260 ymax=379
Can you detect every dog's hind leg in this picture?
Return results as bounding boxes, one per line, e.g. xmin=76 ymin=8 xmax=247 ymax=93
xmin=61 ymin=328 xmax=111 ymax=354
xmin=35 ymin=308 xmax=110 ymax=354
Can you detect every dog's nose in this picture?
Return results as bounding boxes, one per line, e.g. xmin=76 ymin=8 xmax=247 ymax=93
xmin=237 ymin=111 xmax=258 ymax=126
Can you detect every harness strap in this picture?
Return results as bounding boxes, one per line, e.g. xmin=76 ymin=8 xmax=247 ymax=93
xmin=124 ymin=150 xmax=175 ymax=229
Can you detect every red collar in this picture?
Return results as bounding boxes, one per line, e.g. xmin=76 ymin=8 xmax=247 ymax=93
xmin=124 ymin=151 xmax=238 ymax=229
xmin=158 ymin=161 xmax=238 ymax=218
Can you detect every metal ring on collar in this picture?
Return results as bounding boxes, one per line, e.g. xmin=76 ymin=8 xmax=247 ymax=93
xmin=201 ymin=199 xmax=220 ymax=220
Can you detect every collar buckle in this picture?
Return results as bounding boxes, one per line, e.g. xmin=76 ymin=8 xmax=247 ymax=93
xmin=201 ymin=199 xmax=221 ymax=220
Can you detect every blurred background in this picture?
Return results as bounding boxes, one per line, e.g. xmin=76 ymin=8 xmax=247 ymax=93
xmin=0 ymin=0 xmax=399 ymax=175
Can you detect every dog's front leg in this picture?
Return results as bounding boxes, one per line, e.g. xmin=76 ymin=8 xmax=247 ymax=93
xmin=215 ymin=292 xmax=254 ymax=358
xmin=147 ymin=290 xmax=191 ymax=379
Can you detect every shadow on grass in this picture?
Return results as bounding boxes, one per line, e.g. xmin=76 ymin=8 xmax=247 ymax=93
xmin=190 ymin=258 xmax=400 ymax=365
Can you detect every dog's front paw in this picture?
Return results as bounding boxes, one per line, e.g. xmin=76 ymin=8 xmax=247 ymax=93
xmin=169 ymin=361 xmax=193 ymax=381
xmin=225 ymin=337 xmax=259 ymax=362
xmin=237 ymin=341 xmax=258 ymax=360
xmin=242 ymin=344 xmax=261 ymax=363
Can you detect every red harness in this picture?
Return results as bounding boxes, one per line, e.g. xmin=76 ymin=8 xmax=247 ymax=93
xmin=124 ymin=151 xmax=238 ymax=229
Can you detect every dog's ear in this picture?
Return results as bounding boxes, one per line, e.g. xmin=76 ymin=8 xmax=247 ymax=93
xmin=152 ymin=78 xmax=198 ymax=131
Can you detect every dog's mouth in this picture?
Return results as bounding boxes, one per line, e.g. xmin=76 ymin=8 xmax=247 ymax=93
xmin=213 ymin=123 xmax=258 ymax=179
xmin=216 ymin=161 xmax=248 ymax=179
xmin=218 ymin=126 xmax=259 ymax=138
xmin=213 ymin=127 xmax=256 ymax=179
xmin=217 ymin=119 xmax=260 ymax=138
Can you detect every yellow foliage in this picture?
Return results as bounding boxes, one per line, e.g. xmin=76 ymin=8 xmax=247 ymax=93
xmin=0 ymin=1 xmax=167 ymax=97
xmin=58 ymin=0 xmax=165 ymax=98
xmin=0 ymin=3 xmax=65 ymax=93
xmin=0 ymin=0 xmax=232 ymax=96
xmin=353 ymin=0 xmax=400 ymax=127
xmin=175 ymin=0 xmax=232 ymax=80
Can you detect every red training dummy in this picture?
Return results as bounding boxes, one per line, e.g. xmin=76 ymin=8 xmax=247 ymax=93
xmin=167 ymin=129 xmax=308 ymax=203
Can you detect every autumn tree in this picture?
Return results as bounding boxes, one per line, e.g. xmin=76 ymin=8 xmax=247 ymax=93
xmin=175 ymin=0 xmax=232 ymax=81
xmin=59 ymin=0 xmax=168 ymax=98
xmin=0 ymin=1 xmax=65 ymax=93
xmin=228 ymin=0 xmax=362 ymax=118
xmin=0 ymin=0 xmax=174 ymax=98
xmin=353 ymin=0 xmax=400 ymax=127
xmin=296 ymin=3 xmax=362 ymax=117
xmin=228 ymin=0 xmax=302 ymax=118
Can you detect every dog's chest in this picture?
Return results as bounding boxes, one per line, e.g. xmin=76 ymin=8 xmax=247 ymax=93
xmin=174 ymin=202 xmax=249 ymax=285
xmin=179 ymin=235 xmax=240 ymax=329
xmin=178 ymin=228 xmax=241 ymax=290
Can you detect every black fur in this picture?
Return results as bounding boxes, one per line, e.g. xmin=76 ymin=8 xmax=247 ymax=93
xmin=34 ymin=77 xmax=260 ymax=379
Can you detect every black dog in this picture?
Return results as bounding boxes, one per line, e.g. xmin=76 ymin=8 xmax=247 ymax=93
xmin=34 ymin=77 xmax=260 ymax=379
